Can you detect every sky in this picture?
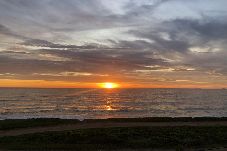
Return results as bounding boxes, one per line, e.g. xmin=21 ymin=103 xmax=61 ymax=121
xmin=0 ymin=0 xmax=227 ymax=88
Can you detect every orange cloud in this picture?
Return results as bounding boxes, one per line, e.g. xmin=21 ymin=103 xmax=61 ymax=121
xmin=0 ymin=79 xmax=226 ymax=89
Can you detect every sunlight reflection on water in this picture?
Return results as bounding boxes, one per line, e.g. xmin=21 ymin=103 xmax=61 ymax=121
xmin=0 ymin=88 xmax=226 ymax=119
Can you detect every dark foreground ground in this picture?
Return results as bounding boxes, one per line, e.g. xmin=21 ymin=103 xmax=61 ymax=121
xmin=0 ymin=117 xmax=227 ymax=150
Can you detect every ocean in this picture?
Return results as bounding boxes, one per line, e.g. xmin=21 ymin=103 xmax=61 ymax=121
xmin=0 ymin=88 xmax=226 ymax=120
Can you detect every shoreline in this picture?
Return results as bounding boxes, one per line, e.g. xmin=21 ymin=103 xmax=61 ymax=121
xmin=1 ymin=117 xmax=227 ymax=150
xmin=1 ymin=117 xmax=227 ymax=131
xmin=1 ymin=121 xmax=227 ymax=137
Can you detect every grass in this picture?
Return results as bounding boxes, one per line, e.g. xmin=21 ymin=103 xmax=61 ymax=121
xmin=0 ymin=126 xmax=227 ymax=150
xmin=1 ymin=117 xmax=227 ymax=130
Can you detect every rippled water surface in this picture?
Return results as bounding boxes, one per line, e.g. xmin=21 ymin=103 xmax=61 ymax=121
xmin=0 ymin=88 xmax=226 ymax=119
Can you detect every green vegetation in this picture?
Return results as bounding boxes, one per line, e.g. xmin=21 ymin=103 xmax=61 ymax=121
xmin=1 ymin=117 xmax=227 ymax=130
xmin=0 ymin=126 xmax=227 ymax=150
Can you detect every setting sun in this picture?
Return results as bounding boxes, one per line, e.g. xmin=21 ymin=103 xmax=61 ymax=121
xmin=100 ymin=82 xmax=119 ymax=89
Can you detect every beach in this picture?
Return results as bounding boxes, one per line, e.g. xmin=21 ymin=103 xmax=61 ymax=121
xmin=0 ymin=89 xmax=226 ymax=150
xmin=1 ymin=0 xmax=227 ymax=150
xmin=0 ymin=117 xmax=227 ymax=150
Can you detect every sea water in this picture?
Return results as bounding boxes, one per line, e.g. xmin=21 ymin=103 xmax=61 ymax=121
xmin=0 ymin=88 xmax=226 ymax=119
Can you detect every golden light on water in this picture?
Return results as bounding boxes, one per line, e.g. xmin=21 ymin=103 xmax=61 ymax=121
xmin=99 ymin=82 xmax=119 ymax=89
xmin=106 ymin=105 xmax=113 ymax=110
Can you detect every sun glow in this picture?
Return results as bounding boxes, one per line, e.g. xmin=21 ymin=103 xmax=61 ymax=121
xmin=100 ymin=82 xmax=119 ymax=89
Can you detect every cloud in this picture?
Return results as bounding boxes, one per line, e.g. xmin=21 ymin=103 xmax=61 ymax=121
xmin=167 ymin=18 xmax=227 ymax=41
xmin=0 ymin=0 xmax=227 ymax=87
xmin=20 ymin=39 xmax=100 ymax=49
xmin=0 ymin=24 xmax=25 ymax=39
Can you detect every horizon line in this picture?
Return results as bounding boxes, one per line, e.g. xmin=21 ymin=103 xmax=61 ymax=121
xmin=0 ymin=86 xmax=226 ymax=89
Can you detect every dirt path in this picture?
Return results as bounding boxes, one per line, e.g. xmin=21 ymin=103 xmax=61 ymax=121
xmin=1 ymin=121 xmax=227 ymax=137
